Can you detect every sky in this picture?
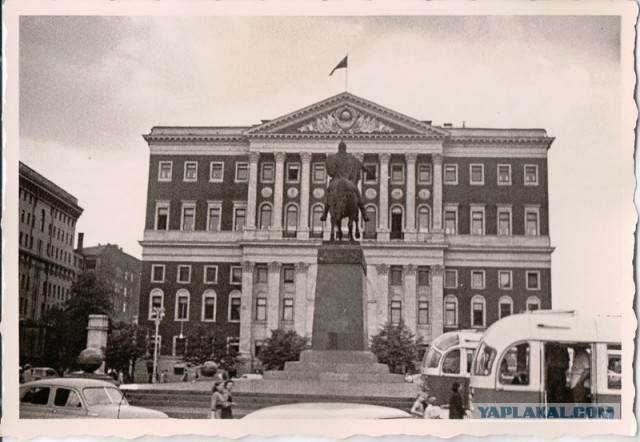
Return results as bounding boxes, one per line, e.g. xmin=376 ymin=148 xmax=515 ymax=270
xmin=17 ymin=13 xmax=633 ymax=317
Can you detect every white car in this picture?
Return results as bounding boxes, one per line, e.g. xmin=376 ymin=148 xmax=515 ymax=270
xmin=242 ymin=402 xmax=411 ymax=419
xmin=20 ymin=378 xmax=169 ymax=419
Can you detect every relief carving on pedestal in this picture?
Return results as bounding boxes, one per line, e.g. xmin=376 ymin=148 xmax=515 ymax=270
xmin=298 ymin=106 xmax=395 ymax=134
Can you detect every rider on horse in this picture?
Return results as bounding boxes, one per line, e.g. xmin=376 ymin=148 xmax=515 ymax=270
xmin=321 ymin=140 xmax=376 ymax=223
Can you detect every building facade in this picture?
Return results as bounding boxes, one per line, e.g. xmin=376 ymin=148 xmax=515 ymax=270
xmin=139 ymin=93 xmax=554 ymax=372
xmin=79 ymin=241 xmax=142 ymax=324
xmin=19 ymin=161 xmax=84 ymax=364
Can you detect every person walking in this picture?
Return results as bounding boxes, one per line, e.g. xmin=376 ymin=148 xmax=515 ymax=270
xmin=410 ymin=392 xmax=428 ymax=418
xmin=448 ymin=382 xmax=465 ymax=419
xmin=209 ymin=380 xmax=225 ymax=419
xmin=218 ymin=380 xmax=236 ymax=419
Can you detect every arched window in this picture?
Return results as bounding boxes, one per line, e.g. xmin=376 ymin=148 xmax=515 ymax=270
xmin=202 ymin=290 xmax=217 ymax=322
xmin=390 ymin=205 xmax=404 ymax=240
xmin=498 ymin=295 xmax=513 ymax=319
xmin=364 ymin=205 xmax=377 ymax=239
xmin=228 ymin=290 xmax=242 ymax=322
xmin=526 ymin=296 xmax=541 ymax=312
xmin=471 ymin=295 xmax=486 ymax=328
xmin=175 ymin=289 xmax=190 ymax=321
xmin=285 ymin=204 xmax=298 ymax=237
xmin=148 ymin=289 xmax=164 ymax=320
xmin=311 ymin=204 xmax=324 ymax=237
xmin=444 ymin=295 xmax=458 ymax=327
xmin=259 ymin=203 xmax=272 ymax=230
xmin=417 ymin=205 xmax=431 ymax=232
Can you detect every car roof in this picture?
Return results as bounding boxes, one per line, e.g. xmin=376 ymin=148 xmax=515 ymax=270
xmin=21 ymin=378 xmax=118 ymax=388
xmin=243 ymin=402 xmax=411 ymax=419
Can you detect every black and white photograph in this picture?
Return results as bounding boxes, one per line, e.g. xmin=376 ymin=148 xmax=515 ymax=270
xmin=3 ymin=1 xmax=637 ymax=440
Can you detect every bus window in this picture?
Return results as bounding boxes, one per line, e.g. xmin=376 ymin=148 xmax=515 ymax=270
xmin=442 ymin=349 xmax=460 ymax=374
xmin=607 ymin=345 xmax=621 ymax=390
xmin=473 ymin=342 xmax=496 ymax=376
xmin=466 ymin=349 xmax=475 ymax=373
xmin=435 ymin=333 xmax=459 ymax=351
xmin=425 ymin=348 xmax=442 ymax=369
xmin=499 ymin=343 xmax=530 ymax=385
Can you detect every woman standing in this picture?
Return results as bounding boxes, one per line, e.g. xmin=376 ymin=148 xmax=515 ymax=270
xmin=209 ymin=380 xmax=225 ymax=419
xmin=218 ymin=380 xmax=236 ymax=419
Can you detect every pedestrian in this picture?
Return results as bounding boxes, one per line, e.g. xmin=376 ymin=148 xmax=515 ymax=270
xmin=209 ymin=380 xmax=224 ymax=419
xmin=213 ymin=365 xmax=229 ymax=382
xmin=410 ymin=392 xmax=427 ymax=418
xmin=23 ymin=364 xmax=33 ymax=383
xmin=424 ymin=396 xmax=442 ymax=419
xmin=570 ymin=347 xmax=591 ymax=403
xmin=160 ymin=369 xmax=167 ymax=383
xmin=448 ymin=382 xmax=465 ymax=419
xmin=218 ymin=380 xmax=236 ymax=419
xmin=117 ymin=370 xmax=125 ymax=385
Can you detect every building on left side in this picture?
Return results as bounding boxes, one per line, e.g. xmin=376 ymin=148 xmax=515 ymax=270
xmin=19 ymin=161 xmax=84 ymax=365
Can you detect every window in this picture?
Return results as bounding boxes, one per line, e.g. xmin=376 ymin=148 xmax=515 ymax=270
xmin=364 ymin=205 xmax=377 ymax=238
xmin=497 ymin=206 xmax=512 ymax=236
xmin=471 ymin=270 xmax=485 ymax=289
xmin=526 ymin=296 xmax=541 ymax=311
xmin=184 ymin=162 xmax=198 ymax=181
xmin=283 ymin=265 xmax=295 ymax=284
xmin=311 ymin=205 xmax=325 ymax=236
xmin=261 ymin=162 xmax=275 ymax=183
xmin=417 ymin=206 xmax=430 ymax=232
xmin=148 ymin=289 xmax=164 ymax=319
xmin=470 ymin=164 xmax=484 ymax=185
xmin=255 ymin=297 xmax=267 ymax=321
xmin=444 ymin=295 xmax=458 ymax=327
xmin=390 ymin=205 xmax=404 ymax=240
xmin=158 ymin=161 xmax=172 ymax=181
xmin=390 ymin=266 xmax=403 ymax=286
xmin=235 ymin=162 xmax=249 ymax=182
xmin=442 ymin=349 xmax=461 ymax=374
xmin=312 ymin=163 xmax=326 ymax=183
xmin=181 ymin=204 xmax=196 ymax=231
xmin=471 ymin=295 xmax=486 ymax=328
xmin=390 ymin=164 xmax=404 ymax=184
xmin=209 ymin=162 xmax=224 ymax=182
xmin=234 ymin=206 xmax=246 ymax=232
xmin=444 ymin=207 xmax=457 ymax=235
xmin=230 ymin=266 xmax=242 ymax=285
xmin=498 ymin=270 xmax=512 ymax=289
xmin=363 ymin=163 xmax=378 ymax=183
xmin=255 ymin=340 xmax=265 ymax=357
xmin=470 ymin=206 xmax=485 ymax=235
xmin=204 ymin=266 xmax=218 ymax=284
xmin=418 ymin=300 xmax=429 ymax=324
xmin=155 ymin=203 xmax=170 ymax=230
xmin=417 ymin=164 xmax=432 ymax=184
xmin=177 ymin=265 xmax=191 ymax=283
xmin=151 ymin=265 xmax=165 ymax=283
xmin=21 ymin=387 xmax=51 ymax=405
xmin=227 ymin=337 xmax=240 ymax=355
xmin=524 ymin=165 xmax=539 ymax=185
xmin=526 ymin=271 xmax=541 ymax=290
xmin=525 ymin=207 xmax=540 ymax=236
xmin=390 ymin=300 xmax=402 ymax=325
xmin=173 ymin=335 xmax=187 ymax=357
xmin=607 ymin=348 xmax=621 ymax=390
xmin=286 ymin=163 xmax=300 ymax=183
xmin=282 ymin=298 xmax=294 ymax=321
xmin=175 ymin=290 xmax=190 ymax=320
xmin=444 ymin=270 xmax=458 ymax=289
xmin=207 ymin=203 xmax=222 ymax=232
xmin=259 ymin=204 xmax=272 ymax=230
xmin=54 ymin=388 xmax=81 ymax=408
xmin=498 ymin=343 xmax=530 ymax=385
xmin=498 ymin=296 xmax=513 ymax=319
xmin=255 ymin=265 xmax=268 ymax=284
xmin=417 ymin=268 xmax=430 ymax=287
xmin=228 ymin=294 xmax=241 ymax=322
xmin=285 ymin=204 xmax=298 ymax=234
xmin=202 ymin=290 xmax=217 ymax=321
xmin=444 ymin=164 xmax=458 ymax=184
xmin=497 ymin=164 xmax=512 ymax=185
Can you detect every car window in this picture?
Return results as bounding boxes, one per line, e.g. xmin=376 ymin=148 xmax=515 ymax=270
xmin=54 ymin=388 xmax=82 ymax=408
xmin=83 ymin=387 xmax=126 ymax=406
xmin=21 ymin=387 xmax=50 ymax=405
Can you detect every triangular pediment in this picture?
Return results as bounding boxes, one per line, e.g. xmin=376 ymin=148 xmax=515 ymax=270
xmin=245 ymin=92 xmax=448 ymax=138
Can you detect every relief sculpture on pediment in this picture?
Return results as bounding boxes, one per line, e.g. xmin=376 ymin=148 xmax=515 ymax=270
xmin=298 ymin=106 xmax=394 ymax=134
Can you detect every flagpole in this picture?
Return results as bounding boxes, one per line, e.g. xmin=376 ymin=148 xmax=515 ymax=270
xmin=345 ymin=53 xmax=349 ymax=91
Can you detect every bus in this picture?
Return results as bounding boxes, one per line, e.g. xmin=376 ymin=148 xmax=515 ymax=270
xmin=421 ymin=329 xmax=484 ymax=406
xmin=469 ymin=311 xmax=621 ymax=417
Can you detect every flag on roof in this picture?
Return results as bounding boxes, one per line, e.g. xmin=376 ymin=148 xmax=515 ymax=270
xmin=329 ymin=56 xmax=348 ymax=76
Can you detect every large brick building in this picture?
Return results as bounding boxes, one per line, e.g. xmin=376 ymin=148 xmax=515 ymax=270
xmin=139 ymin=92 xmax=554 ymax=372
xmin=19 ymin=161 xmax=84 ymax=364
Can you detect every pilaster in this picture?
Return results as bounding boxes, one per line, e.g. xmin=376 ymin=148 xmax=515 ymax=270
xmin=239 ymin=261 xmax=255 ymax=356
xmin=244 ymin=152 xmax=260 ymax=240
xmin=432 ymin=153 xmax=443 ymax=233
xmin=376 ymin=264 xmax=390 ymax=326
xmin=271 ymin=152 xmax=286 ymax=240
xmin=267 ymin=261 xmax=282 ymax=331
xmin=378 ymin=153 xmax=390 ymax=241
xmin=404 ymin=153 xmax=417 ymax=242
xmin=293 ymin=262 xmax=309 ymax=336
xmin=298 ymin=153 xmax=312 ymax=240
xmin=431 ymin=264 xmax=444 ymax=339
xmin=404 ymin=264 xmax=417 ymax=333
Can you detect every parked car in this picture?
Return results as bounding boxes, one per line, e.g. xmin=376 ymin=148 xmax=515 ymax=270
xmin=29 ymin=367 xmax=60 ymax=381
xmin=242 ymin=402 xmax=411 ymax=419
xmin=20 ymin=378 xmax=169 ymax=419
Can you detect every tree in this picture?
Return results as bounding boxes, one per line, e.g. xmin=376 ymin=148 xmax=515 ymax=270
xmin=183 ymin=324 xmax=239 ymax=371
xmin=105 ymin=322 xmax=148 ymax=381
xmin=258 ymin=328 xmax=310 ymax=370
xmin=370 ymin=320 xmax=422 ymax=374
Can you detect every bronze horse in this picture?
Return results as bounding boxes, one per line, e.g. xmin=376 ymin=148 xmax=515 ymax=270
xmin=327 ymin=178 xmax=361 ymax=242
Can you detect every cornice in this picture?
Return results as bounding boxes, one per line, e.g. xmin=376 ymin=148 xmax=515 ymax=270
xmin=143 ymin=134 xmax=247 ymax=143
xmin=446 ymin=136 xmax=555 ymax=147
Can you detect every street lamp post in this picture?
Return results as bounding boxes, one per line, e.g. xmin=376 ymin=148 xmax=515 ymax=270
xmin=151 ymin=306 xmax=165 ymax=384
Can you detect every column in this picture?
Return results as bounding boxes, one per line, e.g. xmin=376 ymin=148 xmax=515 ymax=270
xmin=294 ymin=262 xmax=309 ymax=336
xmin=266 ymin=261 xmax=281 ymax=331
xmin=366 ymin=264 xmax=379 ymax=340
xmin=271 ymin=152 xmax=286 ymax=240
xmin=404 ymin=264 xmax=417 ymax=332
xmin=431 ymin=264 xmax=444 ymax=338
xmin=376 ymin=264 xmax=390 ymax=326
xmin=239 ymin=261 xmax=254 ymax=358
xmin=244 ymin=152 xmax=260 ymax=240
xmin=305 ymin=264 xmax=317 ymax=337
xmin=432 ymin=153 xmax=443 ymax=232
xmin=405 ymin=153 xmax=417 ymax=242
xmin=298 ymin=153 xmax=312 ymax=240
xmin=378 ymin=153 xmax=390 ymax=241
xmin=353 ymin=153 xmax=365 ymax=233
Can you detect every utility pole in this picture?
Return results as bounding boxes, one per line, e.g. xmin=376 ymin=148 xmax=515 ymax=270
xmin=151 ymin=306 xmax=165 ymax=384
